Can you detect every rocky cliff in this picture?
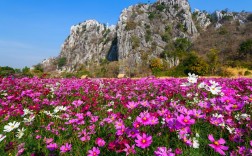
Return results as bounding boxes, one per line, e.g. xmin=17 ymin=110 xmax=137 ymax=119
xmin=41 ymin=0 xmax=251 ymax=74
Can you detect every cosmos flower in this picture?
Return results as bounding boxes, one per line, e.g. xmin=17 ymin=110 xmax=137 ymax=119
xmin=135 ymin=133 xmax=152 ymax=149
xmin=47 ymin=143 xmax=58 ymax=151
xmin=87 ymin=147 xmax=100 ymax=156
xmin=208 ymin=134 xmax=228 ymax=155
xmin=177 ymin=114 xmax=195 ymax=126
xmin=16 ymin=128 xmax=25 ymax=139
xmin=60 ymin=143 xmax=72 ymax=153
xmin=154 ymin=147 xmax=175 ymax=156
xmin=0 ymin=134 xmax=6 ymax=142
xmin=4 ymin=121 xmax=20 ymax=132
xmin=123 ymin=144 xmax=136 ymax=156
xmin=187 ymin=73 xmax=198 ymax=84
xmin=136 ymin=111 xmax=151 ymax=126
xmin=95 ymin=138 xmax=106 ymax=147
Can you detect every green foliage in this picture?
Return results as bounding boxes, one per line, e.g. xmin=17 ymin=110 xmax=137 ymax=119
xmin=125 ymin=20 xmax=137 ymax=31
xmin=239 ymin=39 xmax=252 ymax=57
xmin=174 ymin=38 xmax=192 ymax=52
xmin=219 ymin=27 xmax=228 ymax=35
xmin=34 ymin=64 xmax=44 ymax=72
xmin=161 ymin=33 xmax=171 ymax=42
xmin=0 ymin=66 xmax=15 ymax=77
xmin=145 ymin=29 xmax=152 ymax=42
xmin=148 ymin=12 xmax=156 ymax=20
xmin=156 ymin=2 xmax=166 ymax=12
xmin=182 ymin=52 xmax=209 ymax=76
xmin=131 ymin=36 xmax=140 ymax=49
xmin=173 ymin=4 xmax=179 ymax=11
xmin=247 ymin=14 xmax=252 ymax=21
xmin=206 ymin=49 xmax=220 ymax=75
xmin=150 ymin=58 xmax=163 ymax=74
xmin=57 ymin=57 xmax=67 ymax=69
xmin=244 ymin=70 xmax=252 ymax=76
xmin=222 ymin=15 xmax=233 ymax=21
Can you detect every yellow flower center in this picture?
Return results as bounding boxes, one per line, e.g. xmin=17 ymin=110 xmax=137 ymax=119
xmin=232 ymin=105 xmax=238 ymax=109
xmin=183 ymin=119 xmax=188 ymax=123
xmin=143 ymin=117 xmax=147 ymax=121
xmin=142 ymin=139 xmax=146 ymax=143
xmin=214 ymin=141 xmax=219 ymax=145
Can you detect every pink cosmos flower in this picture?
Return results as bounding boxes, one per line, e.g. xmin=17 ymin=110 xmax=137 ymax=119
xmin=47 ymin=143 xmax=58 ymax=151
xmin=177 ymin=114 xmax=195 ymax=126
xmin=44 ymin=138 xmax=53 ymax=144
xmin=126 ymin=101 xmax=138 ymax=109
xmin=72 ymin=100 xmax=83 ymax=108
xmin=123 ymin=144 xmax=136 ymax=156
xmin=87 ymin=147 xmax=100 ymax=156
xmin=95 ymin=138 xmax=106 ymax=147
xmin=208 ymin=134 xmax=229 ymax=155
xmin=115 ymin=119 xmax=125 ymax=129
xmin=136 ymin=112 xmax=151 ymax=126
xmin=140 ymin=100 xmax=150 ymax=108
xmin=135 ymin=133 xmax=152 ymax=149
xmin=126 ymin=128 xmax=139 ymax=138
xmin=149 ymin=116 xmax=159 ymax=125
xmin=60 ymin=143 xmax=72 ymax=153
xmin=154 ymin=147 xmax=175 ymax=156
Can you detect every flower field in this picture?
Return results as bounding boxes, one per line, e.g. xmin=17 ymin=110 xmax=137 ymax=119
xmin=0 ymin=74 xmax=251 ymax=156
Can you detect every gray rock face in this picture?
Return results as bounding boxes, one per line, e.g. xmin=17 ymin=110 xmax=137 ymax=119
xmin=59 ymin=20 xmax=116 ymax=71
xmin=193 ymin=9 xmax=211 ymax=30
xmin=55 ymin=0 xmax=199 ymax=72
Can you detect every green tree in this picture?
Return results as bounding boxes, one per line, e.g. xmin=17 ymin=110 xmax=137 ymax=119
xmin=182 ymin=51 xmax=209 ymax=76
xmin=174 ymin=38 xmax=192 ymax=52
xmin=206 ymin=49 xmax=220 ymax=75
xmin=0 ymin=66 xmax=15 ymax=77
xmin=57 ymin=57 xmax=67 ymax=69
xmin=239 ymin=39 xmax=252 ymax=59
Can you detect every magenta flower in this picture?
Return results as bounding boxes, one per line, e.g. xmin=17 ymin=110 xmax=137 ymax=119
xmin=60 ymin=143 xmax=72 ymax=153
xmin=135 ymin=133 xmax=152 ymax=149
xmin=154 ymin=147 xmax=175 ymax=156
xmin=114 ymin=119 xmax=125 ymax=129
xmin=126 ymin=101 xmax=138 ymax=109
xmin=95 ymin=138 xmax=106 ymax=147
xmin=123 ymin=144 xmax=136 ymax=156
xmin=208 ymin=134 xmax=229 ymax=155
xmin=72 ymin=100 xmax=83 ymax=108
xmin=177 ymin=114 xmax=195 ymax=126
xmin=136 ymin=112 xmax=151 ymax=126
xmin=126 ymin=128 xmax=139 ymax=138
xmin=47 ymin=143 xmax=58 ymax=151
xmin=87 ymin=147 xmax=100 ymax=156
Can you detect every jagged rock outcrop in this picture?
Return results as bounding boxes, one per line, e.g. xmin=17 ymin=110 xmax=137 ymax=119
xmin=193 ymin=9 xmax=211 ymax=30
xmin=51 ymin=0 xmax=199 ymax=72
xmin=40 ymin=0 xmax=251 ymax=74
xmin=59 ymin=20 xmax=117 ymax=71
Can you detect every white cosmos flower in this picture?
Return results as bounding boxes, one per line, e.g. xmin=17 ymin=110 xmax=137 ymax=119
xmin=0 ymin=134 xmax=6 ymax=142
xmin=107 ymin=108 xmax=113 ymax=112
xmin=240 ymin=113 xmax=250 ymax=119
xmin=4 ymin=121 xmax=20 ymax=132
xmin=192 ymin=137 xmax=199 ymax=148
xmin=188 ymin=73 xmax=198 ymax=84
xmin=53 ymin=106 xmax=67 ymax=114
xmin=23 ymin=115 xmax=35 ymax=123
xmin=22 ymin=108 xmax=33 ymax=116
xmin=195 ymin=133 xmax=200 ymax=138
xmin=226 ymin=126 xmax=235 ymax=134
xmin=209 ymin=84 xmax=222 ymax=95
xmin=16 ymin=128 xmax=25 ymax=139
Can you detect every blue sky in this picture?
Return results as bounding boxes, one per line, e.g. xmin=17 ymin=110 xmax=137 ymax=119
xmin=0 ymin=0 xmax=251 ymax=69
